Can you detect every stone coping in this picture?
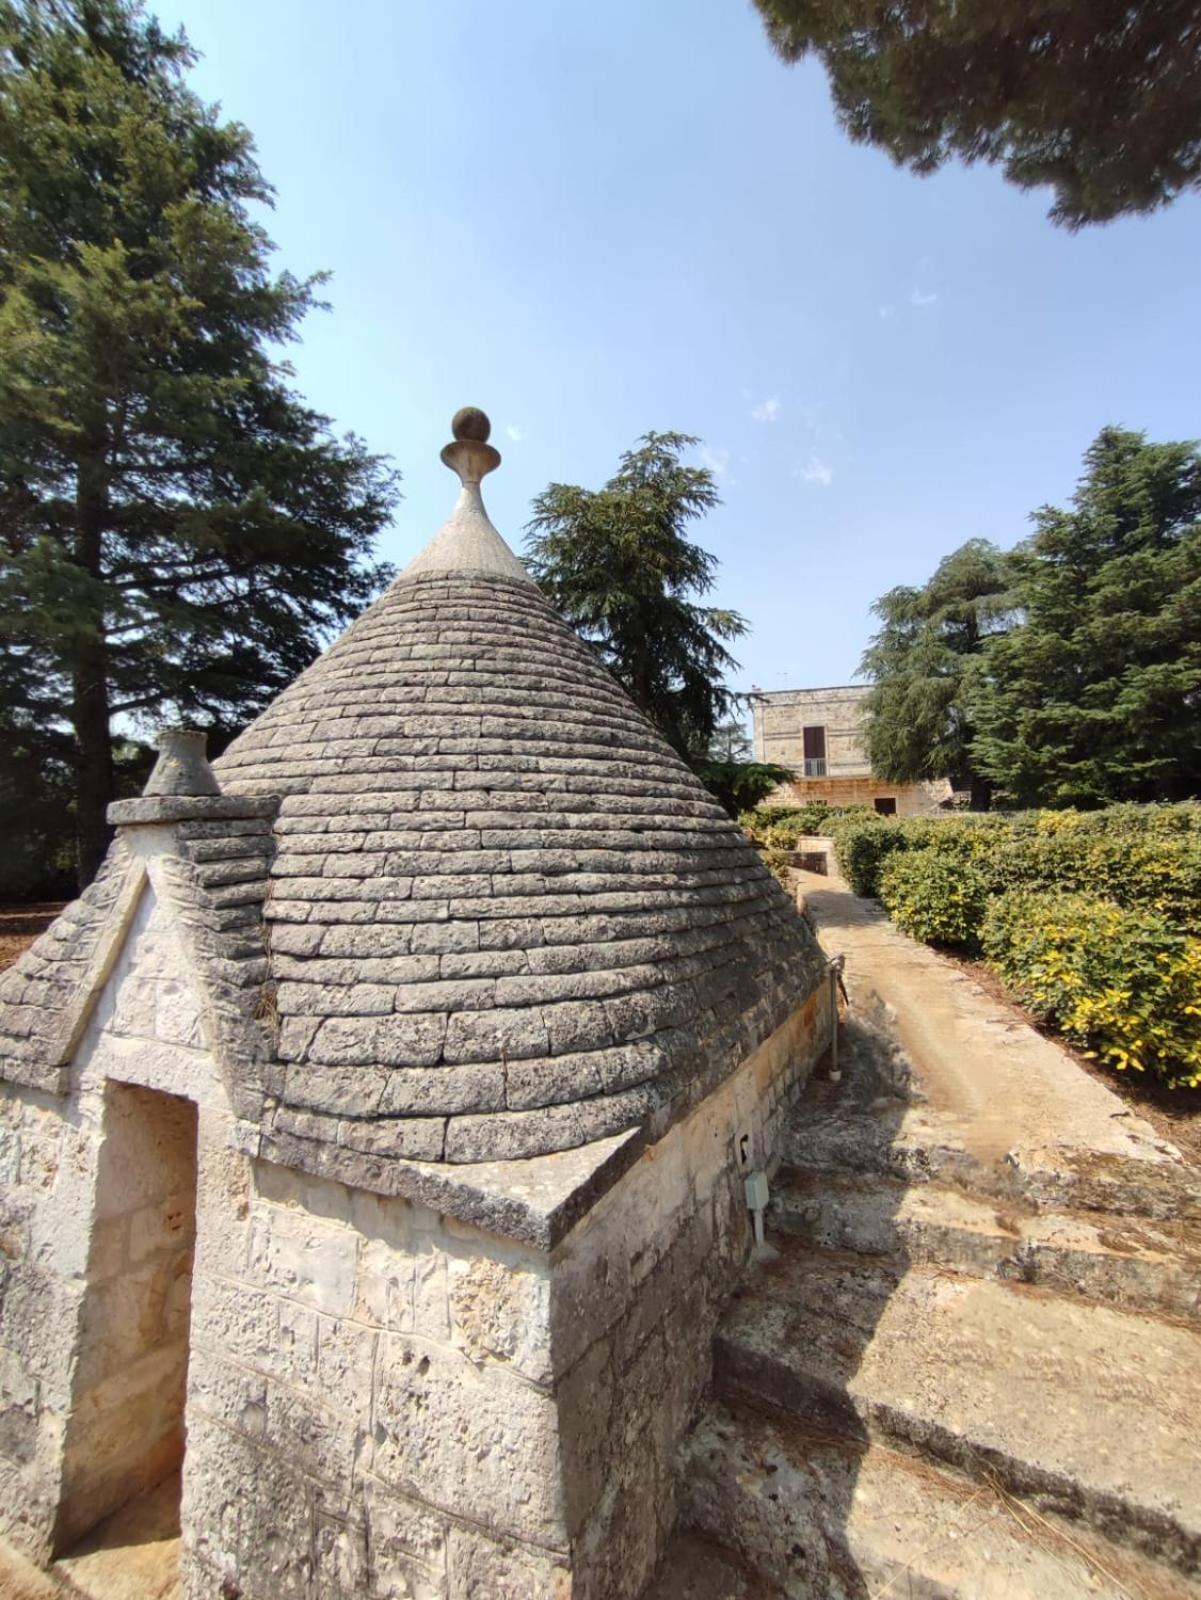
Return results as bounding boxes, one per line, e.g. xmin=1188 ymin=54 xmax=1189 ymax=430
xmin=108 ymin=795 xmax=281 ymax=826
xmin=233 ymin=1119 xmax=646 ymax=1251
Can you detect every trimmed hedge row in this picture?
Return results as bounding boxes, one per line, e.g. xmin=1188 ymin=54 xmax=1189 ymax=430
xmin=983 ymin=892 xmax=1201 ymax=1089
xmin=832 ymin=805 xmax=1201 ymax=933
xmin=740 ymin=801 xmax=878 ymax=854
xmin=826 ymin=803 xmax=1201 ymax=1088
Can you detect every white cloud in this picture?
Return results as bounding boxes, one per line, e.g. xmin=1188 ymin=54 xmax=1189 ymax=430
xmin=796 ymin=455 xmax=833 ymax=486
xmin=698 ymin=445 xmax=732 ymax=479
xmin=505 ymin=424 xmax=523 ymax=442
xmin=751 ymin=397 xmax=781 ymax=424
xmin=909 ymin=287 xmax=939 ymax=308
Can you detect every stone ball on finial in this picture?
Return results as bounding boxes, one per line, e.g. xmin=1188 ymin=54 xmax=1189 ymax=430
xmin=452 ymin=406 xmax=491 ymax=443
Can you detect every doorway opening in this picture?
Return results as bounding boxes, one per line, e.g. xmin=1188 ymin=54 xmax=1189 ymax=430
xmin=55 ymin=1082 xmax=197 ymax=1559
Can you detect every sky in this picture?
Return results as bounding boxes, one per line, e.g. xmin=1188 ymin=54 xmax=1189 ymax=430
xmin=156 ymin=0 xmax=1201 ymax=703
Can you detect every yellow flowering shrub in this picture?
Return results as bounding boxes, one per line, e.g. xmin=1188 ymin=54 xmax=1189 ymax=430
xmin=982 ymin=891 xmax=1201 ymax=1088
xmin=878 ymin=852 xmax=989 ymax=952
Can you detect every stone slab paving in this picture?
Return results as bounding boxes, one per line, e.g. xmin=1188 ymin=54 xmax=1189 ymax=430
xmin=718 ymin=1244 xmax=1201 ymax=1572
xmin=663 ymin=1401 xmax=1200 ymax=1600
xmin=774 ymin=1166 xmax=1201 ymax=1320
xmin=650 ymin=860 xmax=1201 ymax=1598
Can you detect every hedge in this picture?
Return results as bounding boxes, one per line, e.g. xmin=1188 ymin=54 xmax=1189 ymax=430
xmin=982 ymin=891 xmax=1201 ymax=1088
xmin=878 ymin=852 xmax=990 ymax=953
xmin=823 ymin=801 xmax=1201 ymax=1089
xmin=831 ymin=805 xmax=1201 ymax=934
xmin=740 ymin=802 xmax=878 ymax=854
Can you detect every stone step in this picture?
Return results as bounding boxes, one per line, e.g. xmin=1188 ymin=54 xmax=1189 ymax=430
xmin=786 ymin=1091 xmax=1201 ymax=1223
xmin=772 ymin=1165 xmax=1201 ymax=1321
xmin=714 ymin=1244 xmax=1201 ymax=1576
xmin=671 ymin=1398 xmax=1200 ymax=1600
xmin=642 ymin=1530 xmax=782 ymax=1600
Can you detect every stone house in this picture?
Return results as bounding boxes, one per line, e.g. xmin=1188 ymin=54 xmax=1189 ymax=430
xmin=0 ymin=410 xmax=832 ymax=1599
xmin=749 ymin=684 xmax=953 ymax=815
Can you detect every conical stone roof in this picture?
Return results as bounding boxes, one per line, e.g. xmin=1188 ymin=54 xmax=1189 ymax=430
xmin=216 ymin=410 xmax=825 ymax=1162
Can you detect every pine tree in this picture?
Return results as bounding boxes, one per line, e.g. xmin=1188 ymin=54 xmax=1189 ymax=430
xmin=525 ymin=432 xmax=746 ymax=758
xmin=0 ymin=0 xmax=399 ymax=885
xmin=860 ymin=539 xmax=1012 ymax=810
xmin=968 ymin=429 xmax=1201 ymax=807
xmin=752 ymin=0 xmax=1201 ymax=226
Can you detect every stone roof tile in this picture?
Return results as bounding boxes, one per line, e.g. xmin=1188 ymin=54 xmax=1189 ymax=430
xmin=0 ymin=409 xmax=826 ymax=1168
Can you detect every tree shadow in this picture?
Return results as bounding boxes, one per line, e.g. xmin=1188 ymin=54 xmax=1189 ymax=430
xmin=705 ymin=914 xmax=927 ymax=1598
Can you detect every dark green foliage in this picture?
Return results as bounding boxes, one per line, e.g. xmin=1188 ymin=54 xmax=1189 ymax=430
xmin=752 ymin=0 xmax=1201 ymax=226
xmin=878 ymin=851 xmax=988 ymax=952
xmin=967 ymin=430 xmax=1201 ymax=809
xmin=982 ymin=891 xmax=1201 ymax=1087
xmin=829 ymin=814 xmax=909 ymax=897
xmin=694 ymin=759 xmax=793 ymax=819
xmin=0 ymin=0 xmax=399 ymax=885
xmin=842 ymin=805 xmax=1201 ymax=1088
xmin=706 ymin=716 xmax=754 ymax=761
xmin=860 ymin=539 xmax=1012 ymax=809
xmin=525 ymin=432 xmax=746 ymax=759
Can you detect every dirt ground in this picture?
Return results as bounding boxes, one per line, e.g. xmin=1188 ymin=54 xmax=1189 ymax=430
xmin=0 ymin=904 xmax=66 ymax=974
xmin=945 ymin=949 xmax=1201 ymax=1168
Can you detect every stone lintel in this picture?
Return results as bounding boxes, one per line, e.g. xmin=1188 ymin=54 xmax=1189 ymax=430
xmin=236 ymin=1121 xmax=647 ymax=1251
xmin=108 ymin=795 xmax=281 ymax=827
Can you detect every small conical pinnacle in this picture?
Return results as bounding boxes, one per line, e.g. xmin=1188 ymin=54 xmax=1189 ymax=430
xmin=441 ymin=407 xmax=501 ymax=487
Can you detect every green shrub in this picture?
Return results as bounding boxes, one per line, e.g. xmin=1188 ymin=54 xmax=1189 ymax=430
xmin=830 ymin=802 xmax=1201 ymax=934
xmin=741 ymin=803 xmax=877 ymax=853
xmin=878 ymin=852 xmax=989 ymax=951
xmin=830 ymin=818 xmax=911 ymax=896
xmin=982 ymin=890 xmax=1201 ymax=1088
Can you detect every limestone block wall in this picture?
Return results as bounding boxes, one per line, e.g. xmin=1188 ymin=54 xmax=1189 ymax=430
xmin=0 ymin=865 xmax=831 ymax=1599
xmin=752 ymin=686 xmax=873 ymax=776
xmin=0 ymin=1085 xmax=94 ymax=1561
xmin=546 ymin=990 xmax=827 ymax=1600
xmin=0 ymin=883 xmax=213 ymax=1562
xmin=766 ymin=773 xmax=951 ymax=816
xmin=183 ymin=1142 xmax=568 ymax=1600
xmin=57 ymin=1080 xmax=197 ymax=1548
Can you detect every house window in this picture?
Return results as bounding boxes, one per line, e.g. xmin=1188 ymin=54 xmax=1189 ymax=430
xmin=802 ymin=725 xmax=826 ymax=777
xmin=874 ymin=797 xmax=897 ymax=816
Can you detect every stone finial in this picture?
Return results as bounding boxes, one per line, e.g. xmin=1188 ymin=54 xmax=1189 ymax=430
xmin=143 ymin=728 xmax=221 ymax=798
xmin=441 ymin=407 xmax=501 ymax=487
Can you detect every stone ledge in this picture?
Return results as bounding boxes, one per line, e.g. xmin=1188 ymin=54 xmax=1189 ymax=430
xmin=108 ymin=795 xmax=281 ymax=826
xmin=234 ymin=1118 xmax=646 ymax=1250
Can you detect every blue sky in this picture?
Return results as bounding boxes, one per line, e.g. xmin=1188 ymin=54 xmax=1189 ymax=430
xmin=160 ymin=0 xmax=1201 ymax=700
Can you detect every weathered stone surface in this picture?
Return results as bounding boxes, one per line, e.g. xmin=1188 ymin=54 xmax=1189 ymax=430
xmin=197 ymin=561 xmax=824 ymax=1161
xmin=716 ymin=1246 xmax=1201 ymax=1571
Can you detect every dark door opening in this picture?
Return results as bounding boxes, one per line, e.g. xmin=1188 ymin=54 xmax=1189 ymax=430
xmin=874 ymin=797 xmax=897 ymax=816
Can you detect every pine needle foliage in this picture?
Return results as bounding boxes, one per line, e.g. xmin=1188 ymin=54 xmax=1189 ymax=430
xmin=525 ymin=432 xmax=747 ymax=760
xmin=860 ymin=539 xmax=1013 ymax=810
xmin=968 ymin=429 xmax=1201 ymax=809
xmin=752 ymin=0 xmax=1201 ymax=226
xmin=0 ymin=0 xmax=400 ymax=885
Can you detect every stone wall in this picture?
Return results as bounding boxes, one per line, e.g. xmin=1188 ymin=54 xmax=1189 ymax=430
xmin=766 ymin=774 xmax=950 ymax=816
xmin=750 ymin=686 xmax=952 ymax=815
xmin=0 ymin=866 xmax=831 ymax=1598
xmin=547 ymin=991 xmax=827 ymax=1600
xmin=752 ymin=685 xmax=874 ymax=777
xmin=57 ymin=1080 xmax=197 ymax=1548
